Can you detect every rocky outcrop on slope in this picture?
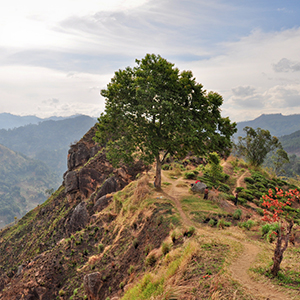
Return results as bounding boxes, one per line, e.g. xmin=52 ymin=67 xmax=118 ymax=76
xmin=0 ymin=125 xmax=163 ymax=299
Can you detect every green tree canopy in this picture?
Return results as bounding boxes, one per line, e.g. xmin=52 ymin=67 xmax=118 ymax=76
xmin=236 ymin=126 xmax=283 ymax=167
xmin=95 ymin=54 xmax=236 ymax=188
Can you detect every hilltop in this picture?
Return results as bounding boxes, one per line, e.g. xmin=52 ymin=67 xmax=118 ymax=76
xmin=0 ymin=126 xmax=300 ymax=299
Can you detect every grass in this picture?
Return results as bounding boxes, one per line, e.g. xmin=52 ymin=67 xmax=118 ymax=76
xmin=181 ymin=195 xmax=224 ymax=214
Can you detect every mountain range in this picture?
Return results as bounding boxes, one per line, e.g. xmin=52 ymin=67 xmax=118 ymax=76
xmin=0 ymin=115 xmax=97 ymax=177
xmin=236 ymin=113 xmax=300 ymax=138
xmin=0 ymin=113 xmax=85 ymax=130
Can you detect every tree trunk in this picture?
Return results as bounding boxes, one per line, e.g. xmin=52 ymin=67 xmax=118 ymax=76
xmin=271 ymin=221 xmax=294 ymax=276
xmin=154 ymin=157 xmax=162 ymax=189
xmin=271 ymin=235 xmax=283 ymax=276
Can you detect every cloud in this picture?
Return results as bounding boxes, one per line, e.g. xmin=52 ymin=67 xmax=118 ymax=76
xmin=273 ymin=58 xmax=300 ymax=72
xmin=232 ymin=86 xmax=256 ymax=97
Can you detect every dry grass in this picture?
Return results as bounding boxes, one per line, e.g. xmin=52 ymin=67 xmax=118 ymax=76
xmin=132 ymin=175 xmax=150 ymax=204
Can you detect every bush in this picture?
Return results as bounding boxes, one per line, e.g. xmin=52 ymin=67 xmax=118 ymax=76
xmin=218 ymin=183 xmax=230 ymax=193
xmin=162 ymin=242 xmax=171 ymax=255
xmin=145 ymin=254 xmax=157 ymax=267
xmin=261 ymin=223 xmax=279 ymax=238
xmin=244 ymin=177 xmax=255 ymax=184
xmin=239 ymin=220 xmax=255 ymax=230
xmin=235 ymin=187 xmax=244 ymax=193
xmin=184 ymin=171 xmax=197 ymax=179
xmin=208 ymin=219 xmax=216 ymax=227
xmin=186 ymin=226 xmax=196 ymax=237
xmin=162 ymin=164 xmax=170 ymax=170
xmin=217 ymin=219 xmax=231 ymax=229
xmin=233 ymin=209 xmax=242 ymax=220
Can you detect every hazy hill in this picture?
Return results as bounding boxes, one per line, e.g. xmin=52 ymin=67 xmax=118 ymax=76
xmin=0 ymin=144 xmax=60 ymax=226
xmin=0 ymin=115 xmax=96 ymax=177
xmin=0 ymin=112 xmax=77 ymax=130
xmin=236 ymin=113 xmax=300 ymax=138
xmin=0 ymin=127 xmax=299 ymax=298
xmin=279 ymin=130 xmax=300 ymax=156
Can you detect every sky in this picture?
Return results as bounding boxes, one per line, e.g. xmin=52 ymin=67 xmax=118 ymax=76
xmin=1 ymin=0 xmax=300 ymax=122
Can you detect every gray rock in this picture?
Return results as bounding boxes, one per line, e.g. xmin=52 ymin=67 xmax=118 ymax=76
xmin=64 ymin=170 xmax=79 ymax=193
xmin=83 ymin=272 xmax=102 ymax=300
xmin=94 ymin=195 xmax=113 ymax=213
xmin=68 ymin=202 xmax=89 ymax=233
xmin=95 ymin=177 xmax=119 ymax=200
xmin=191 ymin=182 xmax=207 ymax=193
xmin=68 ymin=143 xmax=90 ymax=170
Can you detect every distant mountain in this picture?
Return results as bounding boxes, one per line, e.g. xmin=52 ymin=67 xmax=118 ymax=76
xmin=236 ymin=113 xmax=300 ymax=138
xmin=0 ymin=144 xmax=60 ymax=226
xmin=0 ymin=115 xmax=97 ymax=177
xmin=279 ymin=130 xmax=300 ymax=156
xmin=0 ymin=112 xmax=88 ymax=130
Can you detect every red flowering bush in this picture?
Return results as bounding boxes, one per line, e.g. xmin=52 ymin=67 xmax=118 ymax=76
xmin=261 ymin=187 xmax=299 ymax=276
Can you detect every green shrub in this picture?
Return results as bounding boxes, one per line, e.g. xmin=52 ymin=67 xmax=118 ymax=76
xmin=127 ymin=265 xmax=134 ymax=275
xmin=208 ymin=219 xmax=216 ymax=227
xmin=256 ymin=208 xmax=264 ymax=216
xmin=239 ymin=220 xmax=255 ymax=230
xmin=162 ymin=164 xmax=170 ymax=170
xmin=162 ymin=242 xmax=171 ymax=255
xmin=186 ymin=226 xmax=196 ymax=237
xmin=145 ymin=254 xmax=157 ymax=267
xmin=217 ymin=219 xmax=231 ymax=229
xmin=184 ymin=171 xmax=197 ymax=179
xmin=235 ymin=187 xmax=244 ymax=193
xmin=233 ymin=209 xmax=242 ymax=220
xmin=97 ymin=243 xmax=104 ymax=253
xmin=244 ymin=177 xmax=255 ymax=184
xmin=218 ymin=183 xmax=230 ymax=193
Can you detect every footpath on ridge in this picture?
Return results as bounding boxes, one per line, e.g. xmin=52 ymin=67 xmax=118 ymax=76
xmin=157 ymin=167 xmax=295 ymax=300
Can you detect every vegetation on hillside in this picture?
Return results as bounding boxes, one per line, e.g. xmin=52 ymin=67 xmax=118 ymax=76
xmin=0 ymin=144 xmax=60 ymax=226
xmin=1 ymin=147 xmax=300 ymax=299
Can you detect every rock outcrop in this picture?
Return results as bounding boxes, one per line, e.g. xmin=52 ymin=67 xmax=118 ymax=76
xmin=67 ymin=202 xmax=89 ymax=233
xmin=84 ymin=272 xmax=102 ymax=300
xmin=191 ymin=181 xmax=207 ymax=193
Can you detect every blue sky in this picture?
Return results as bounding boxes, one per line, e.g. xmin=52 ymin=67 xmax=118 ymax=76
xmin=0 ymin=0 xmax=300 ymax=122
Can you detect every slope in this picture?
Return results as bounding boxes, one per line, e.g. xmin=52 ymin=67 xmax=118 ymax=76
xmin=0 ymin=131 xmax=300 ymax=299
xmin=0 ymin=144 xmax=60 ymax=226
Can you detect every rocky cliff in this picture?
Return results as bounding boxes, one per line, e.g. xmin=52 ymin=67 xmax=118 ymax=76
xmin=0 ymin=125 xmax=172 ymax=299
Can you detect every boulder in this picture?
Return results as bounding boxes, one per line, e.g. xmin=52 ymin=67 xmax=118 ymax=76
xmin=84 ymin=272 xmax=102 ymax=300
xmin=191 ymin=182 xmax=207 ymax=193
xmin=79 ymin=168 xmax=103 ymax=198
xmin=68 ymin=143 xmax=90 ymax=170
xmin=95 ymin=177 xmax=119 ymax=200
xmin=64 ymin=171 xmax=79 ymax=193
xmin=94 ymin=194 xmax=113 ymax=213
xmin=68 ymin=202 xmax=89 ymax=233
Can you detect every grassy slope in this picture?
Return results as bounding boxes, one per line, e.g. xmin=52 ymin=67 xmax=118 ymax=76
xmin=0 ymin=157 xmax=300 ymax=299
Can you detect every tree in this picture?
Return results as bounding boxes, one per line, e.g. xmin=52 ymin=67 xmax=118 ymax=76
xmin=95 ymin=54 xmax=236 ymax=188
xmin=236 ymin=127 xmax=282 ymax=167
xmin=261 ymin=187 xmax=299 ymax=276
xmin=270 ymin=148 xmax=290 ymax=176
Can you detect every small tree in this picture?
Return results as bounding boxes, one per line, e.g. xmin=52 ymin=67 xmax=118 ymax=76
xmin=261 ymin=187 xmax=299 ymax=276
xmin=95 ymin=54 xmax=236 ymax=188
xmin=270 ymin=148 xmax=289 ymax=176
xmin=236 ymin=127 xmax=281 ymax=167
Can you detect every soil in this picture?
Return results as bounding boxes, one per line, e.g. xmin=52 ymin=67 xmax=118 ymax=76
xmin=157 ymin=167 xmax=295 ymax=300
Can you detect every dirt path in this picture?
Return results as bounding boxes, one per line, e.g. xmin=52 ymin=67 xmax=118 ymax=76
xmin=159 ymin=169 xmax=295 ymax=300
